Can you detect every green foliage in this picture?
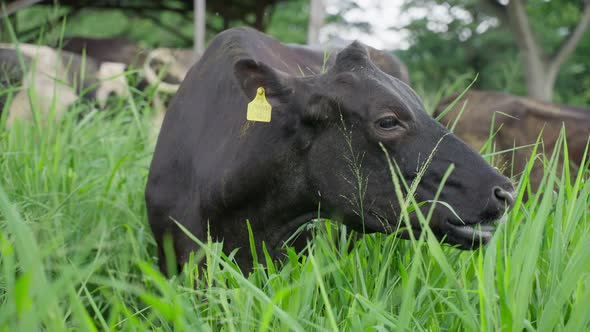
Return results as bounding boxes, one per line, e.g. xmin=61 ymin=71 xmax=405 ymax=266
xmin=266 ymin=0 xmax=310 ymax=44
xmin=0 ymin=87 xmax=589 ymax=330
xmin=9 ymin=0 xmax=309 ymax=47
xmin=13 ymin=6 xmax=192 ymax=47
xmin=398 ymin=0 xmax=590 ymax=106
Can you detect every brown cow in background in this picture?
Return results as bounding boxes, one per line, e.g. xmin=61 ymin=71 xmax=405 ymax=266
xmin=434 ymin=90 xmax=590 ymax=191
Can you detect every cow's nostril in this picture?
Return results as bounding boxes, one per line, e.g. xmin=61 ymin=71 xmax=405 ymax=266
xmin=493 ymin=186 xmax=515 ymax=208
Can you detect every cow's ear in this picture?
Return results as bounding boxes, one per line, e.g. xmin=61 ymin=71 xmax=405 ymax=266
xmin=302 ymin=94 xmax=338 ymax=127
xmin=234 ymin=58 xmax=291 ymax=105
xmin=333 ymin=41 xmax=371 ymax=72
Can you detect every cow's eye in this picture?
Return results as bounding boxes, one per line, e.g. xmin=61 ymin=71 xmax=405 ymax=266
xmin=376 ymin=116 xmax=400 ymax=131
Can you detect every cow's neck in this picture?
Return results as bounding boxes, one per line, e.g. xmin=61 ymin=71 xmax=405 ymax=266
xmin=200 ymin=145 xmax=318 ymax=267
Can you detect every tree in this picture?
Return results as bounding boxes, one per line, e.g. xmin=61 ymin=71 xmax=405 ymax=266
xmin=392 ymin=0 xmax=590 ymax=103
xmin=6 ymin=0 xmax=301 ymax=45
xmin=481 ymin=0 xmax=590 ymax=101
xmin=307 ymin=0 xmax=325 ymax=45
xmin=207 ymin=0 xmax=290 ymax=31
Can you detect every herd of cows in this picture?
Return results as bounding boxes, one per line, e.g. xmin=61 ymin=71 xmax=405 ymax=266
xmin=0 ymin=36 xmax=197 ymax=126
xmin=1 ymin=27 xmax=588 ymax=273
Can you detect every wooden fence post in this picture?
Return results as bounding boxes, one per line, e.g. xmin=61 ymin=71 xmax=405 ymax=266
xmin=194 ymin=0 xmax=205 ymax=54
xmin=307 ymin=0 xmax=325 ymax=45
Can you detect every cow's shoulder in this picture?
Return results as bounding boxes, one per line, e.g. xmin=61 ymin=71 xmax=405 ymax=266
xmin=203 ymin=27 xmax=272 ymax=59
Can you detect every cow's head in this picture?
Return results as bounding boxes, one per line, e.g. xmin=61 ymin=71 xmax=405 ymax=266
xmin=233 ymin=42 xmax=514 ymax=249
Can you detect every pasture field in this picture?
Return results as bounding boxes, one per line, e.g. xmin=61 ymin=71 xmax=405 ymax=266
xmin=0 ymin=90 xmax=589 ymax=331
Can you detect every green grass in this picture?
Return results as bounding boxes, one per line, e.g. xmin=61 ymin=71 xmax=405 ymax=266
xmin=1 ymin=84 xmax=590 ymax=331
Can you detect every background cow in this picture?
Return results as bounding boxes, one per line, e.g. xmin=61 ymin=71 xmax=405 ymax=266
xmin=60 ymin=37 xmax=200 ymax=117
xmin=0 ymin=43 xmax=129 ymax=126
xmin=435 ymin=90 xmax=590 ymax=190
xmin=0 ymin=39 xmax=199 ymax=128
xmin=60 ymin=36 xmax=199 ymax=95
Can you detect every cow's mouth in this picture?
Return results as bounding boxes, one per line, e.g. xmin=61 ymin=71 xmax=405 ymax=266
xmin=357 ymin=208 xmax=509 ymax=250
xmin=444 ymin=215 xmax=508 ymax=248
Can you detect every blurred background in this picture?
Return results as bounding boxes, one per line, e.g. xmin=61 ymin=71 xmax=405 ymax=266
xmin=2 ymin=0 xmax=589 ymax=106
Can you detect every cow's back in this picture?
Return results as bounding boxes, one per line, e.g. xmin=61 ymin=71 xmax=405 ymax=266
xmin=62 ymin=36 xmax=145 ymax=66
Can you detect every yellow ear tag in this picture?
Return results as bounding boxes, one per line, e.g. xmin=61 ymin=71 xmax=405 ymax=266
xmin=247 ymin=87 xmax=272 ymax=122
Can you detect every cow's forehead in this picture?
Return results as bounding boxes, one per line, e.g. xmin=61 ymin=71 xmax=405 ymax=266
xmin=316 ymin=67 xmax=424 ymax=115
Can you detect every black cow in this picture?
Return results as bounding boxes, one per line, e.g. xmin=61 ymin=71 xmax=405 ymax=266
xmin=146 ymin=27 xmax=514 ymax=274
